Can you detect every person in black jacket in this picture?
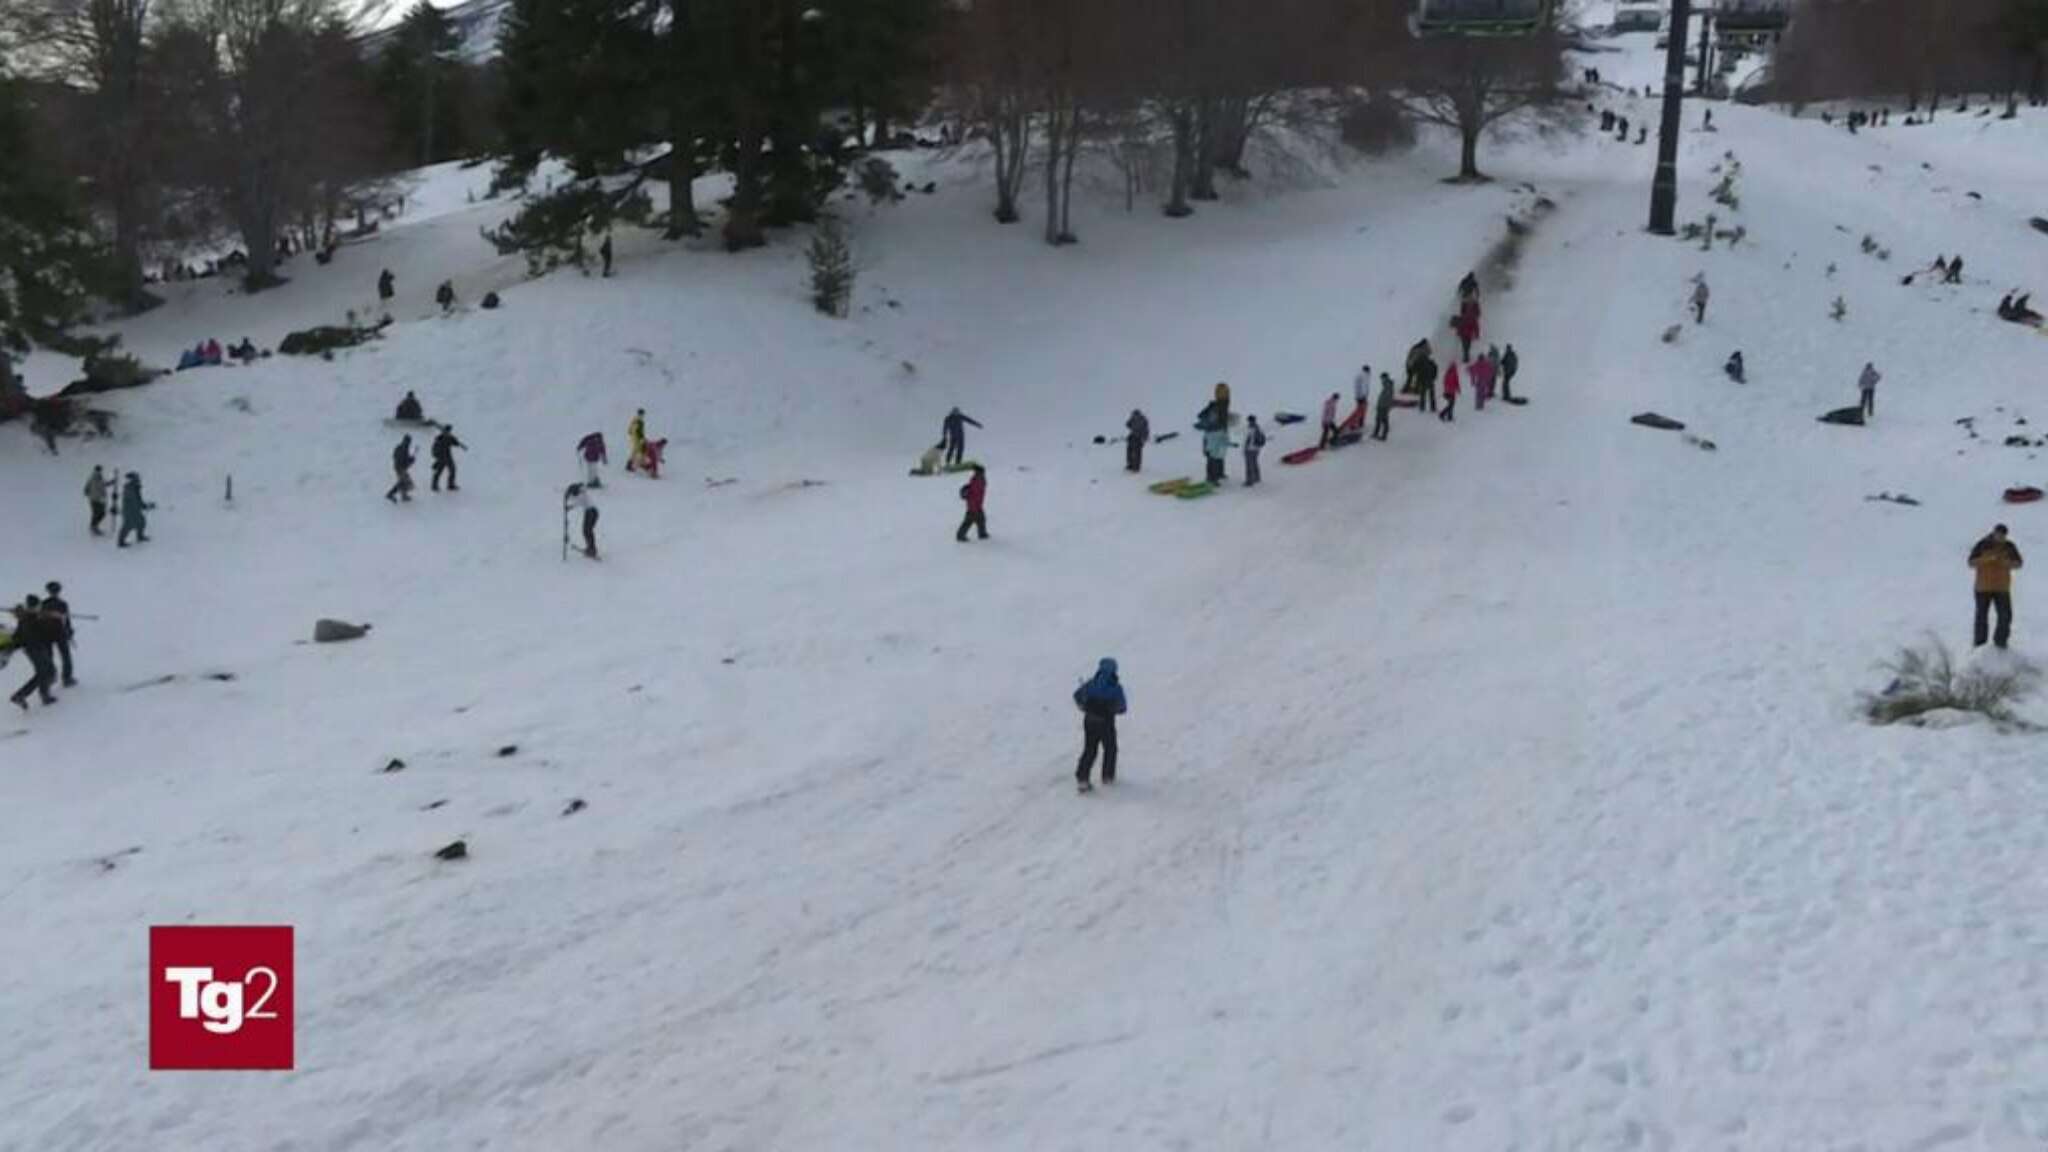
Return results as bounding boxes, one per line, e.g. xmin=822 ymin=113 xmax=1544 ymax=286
xmin=1072 ymin=657 xmax=1128 ymax=793
xmin=378 ymin=269 xmax=395 ymax=301
xmin=41 ymin=581 xmax=75 ymax=687
xmin=8 ymin=596 xmax=59 ymax=710
xmin=431 ymin=427 xmax=465 ymax=492
xmin=1125 ymin=409 xmax=1149 ymax=472
xmin=941 ymin=407 xmax=982 ymax=468
xmin=387 ymin=435 xmax=416 ymax=503
xmin=394 ymin=391 xmax=424 ymax=422
xmin=435 ymin=280 xmax=456 ymax=313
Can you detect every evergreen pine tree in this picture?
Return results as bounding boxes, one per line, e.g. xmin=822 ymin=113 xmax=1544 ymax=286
xmin=0 ymin=77 xmax=100 ymax=415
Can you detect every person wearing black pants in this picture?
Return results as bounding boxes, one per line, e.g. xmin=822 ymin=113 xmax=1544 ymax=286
xmin=42 ymin=582 xmax=75 ymax=687
xmin=1242 ymin=416 xmax=1265 ymax=487
xmin=8 ymin=596 xmax=59 ymax=710
xmin=1072 ymin=658 xmax=1127 ymax=793
xmin=1501 ymin=345 xmax=1520 ymax=402
xmin=1970 ymin=525 xmax=2022 ymax=648
xmin=431 ymin=427 xmax=465 ymax=492
xmin=1125 ymin=409 xmax=1149 ymax=472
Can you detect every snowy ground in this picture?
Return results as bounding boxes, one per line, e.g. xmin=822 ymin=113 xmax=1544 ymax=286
xmin=6 ymin=24 xmax=2048 ymax=1152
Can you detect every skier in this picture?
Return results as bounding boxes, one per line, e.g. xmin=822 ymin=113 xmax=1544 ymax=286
xmin=84 ymin=466 xmax=108 ymax=537
xmin=577 ymin=431 xmax=608 ymax=487
xmin=1125 ymin=409 xmax=1149 ymax=472
xmin=941 ymin=407 xmax=982 ymax=468
xmin=1858 ymin=362 xmax=1881 ymax=420
xmin=1501 ymin=343 xmax=1520 ymax=401
xmin=1691 ymin=277 xmax=1711 ymax=324
xmin=600 ymin=234 xmax=614 ymax=278
xmin=436 ymin=280 xmax=456 ymax=313
xmin=394 ymin=391 xmax=424 ymax=422
xmin=387 ymin=436 xmax=416 ymax=503
xmin=378 ymin=268 xmax=395 ymax=302
xmin=1374 ymin=373 xmax=1395 ymax=441
xmin=116 ymin=472 xmax=151 ymax=546
xmin=956 ymin=464 xmax=989 ymax=542
xmin=1072 ymin=657 xmax=1127 ymax=793
xmin=430 ymin=427 xmax=465 ymax=492
xmin=1969 ymin=524 xmax=2023 ymax=649
xmin=1440 ymin=360 xmax=1461 ymax=423
xmin=625 ymin=409 xmax=647 ymax=473
xmin=1202 ymin=420 xmax=1229 ymax=485
xmin=1320 ymin=392 xmax=1341 ymax=448
xmin=1243 ymin=415 xmax=1266 ymax=487
xmin=566 ymin=482 xmax=600 ymax=559
xmin=7 ymin=596 xmax=58 ymax=711
xmin=1724 ymin=350 xmax=1746 ymax=383
xmin=41 ymin=581 xmax=75 ymax=687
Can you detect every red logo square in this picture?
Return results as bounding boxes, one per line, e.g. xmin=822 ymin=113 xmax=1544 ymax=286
xmin=149 ymin=926 xmax=294 ymax=1070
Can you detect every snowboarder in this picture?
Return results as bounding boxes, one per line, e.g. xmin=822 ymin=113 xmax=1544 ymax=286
xmin=84 ymin=466 xmax=108 ymax=537
xmin=1125 ymin=409 xmax=1149 ymax=472
xmin=387 ymin=436 xmax=416 ymax=503
xmin=436 ymin=280 xmax=456 ymax=313
xmin=1072 ymin=657 xmax=1127 ymax=793
xmin=956 ymin=464 xmax=989 ymax=542
xmin=1202 ymin=421 xmax=1229 ymax=485
xmin=565 ymin=482 xmax=600 ymax=559
xmin=625 ymin=409 xmax=647 ymax=473
xmin=1440 ymin=361 xmax=1461 ymax=422
xmin=116 ymin=472 xmax=150 ymax=546
xmin=578 ymin=431 xmax=608 ymax=488
xmin=941 ymin=407 xmax=982 ymax=468
xmin=1691 ymin=277 xmax=1711 ymax=324
xmin=1243 ymin=416 xmax=1266 ymax=487
xmin=1320 ymin=392 xmax=1341 ymax=448
xmin=600 ymin=234 xmax=614 ymax=278
xmin=1970 ymin=524 xmax=2023 ymax=649
xmin=378 ymin=268 xmax=394 ymax=302
xmin=41 ymin=581 xmax=75 ymax=687
xmin=1858 ymin=362 xmax=1880 ymax=420
xmin=430 ymin=427 xmax=465 ymax=491
xmin=7 ymin=596 xmax=58 ymax=711
xmin=1724 ymin=350 xmax=1746 ymax=383
xmin=394 ymin=391 xmax=424 ymax=422
xmin=1501 ymin=343 xmax=1520 ymax=401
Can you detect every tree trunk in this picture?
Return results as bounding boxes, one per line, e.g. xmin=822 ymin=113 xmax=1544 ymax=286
xmin=1043 ymin=97 xmax=1080 ymax=246
xmin=1191 ymin=97 xmax=1219 ymax=201
xmin=0 ymin=348 xmax=24 ymax=418
xmin=1164 ymin=102 xmax=1194 ymax=217
xmin=1458 ymin=121 xmax=1482 ymax=180
xmin=667 ymin=5 xmax=703 ymax=238
xmin=1059 ymin=111 xmax=1081 ymax=240
xmin=989 ymin=101 xmax=1028 ymax=224
xmin=724 ymin=114 xmax=767 ymax=251
xmin=1214 ymin=94 xmax=1257 ymax=178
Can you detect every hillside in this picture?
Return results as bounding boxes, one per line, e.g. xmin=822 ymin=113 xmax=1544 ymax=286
xmin=5 ymin=24 xmax=2048 ymax=1152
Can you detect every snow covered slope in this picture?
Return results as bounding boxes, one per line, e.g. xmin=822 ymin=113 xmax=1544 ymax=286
xmin=6 ymin=33 xmax=2048 ymax=1152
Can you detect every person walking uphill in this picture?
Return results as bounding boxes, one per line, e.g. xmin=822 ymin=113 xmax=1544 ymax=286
xmin=1440 ymin=360 xmax=1461 ymax=422
xmin=387 ymin=435 xmax=416 ymax=503
xmin=1858 ymin=362 xmax=1881 ymax=420
xmin=430 ymin=426 xmax=465 ymax=491
xmin=956 ymin=464 xmax=989 ymax=542
xmin=1125 ymin=409 xmax=1150 ymax=472
xmin=942 ymin=407 xmax=982 ymax=468
xmin=84 ymin=466 xmax=109 ymax=536
xmin=8 ymin=596 xmax=59 ymax=711
xmin=1691 ymin=277 xmax=1711 ymax=324
xmin=378 ymin=268 xmax=394 ymax=303
xmin=1243 ymin=416 xmax=1266 ymax=487
xmin=117 ymin=472 xmax=151 ymax=546
xmin=1501 ymin=343 xmax=1520 ymax=402
xmin=42 ymin=582 xmax=76 ymax=687
xmin=1970 ymin=524 xmax=2023 ymax=649
xmin=1073 ymin=657 xmax=1127 ymax=793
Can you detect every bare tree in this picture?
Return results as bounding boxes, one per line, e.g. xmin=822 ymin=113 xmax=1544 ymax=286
xmin=1395 ymin=23 xmax=1565 ymax=181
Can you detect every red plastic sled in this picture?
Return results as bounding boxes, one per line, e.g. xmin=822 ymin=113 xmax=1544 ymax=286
xmin=1281 ymin=447 xmax=1320 ymax=465
xmin=2004 ymin=486 xmax=2043 ymax=504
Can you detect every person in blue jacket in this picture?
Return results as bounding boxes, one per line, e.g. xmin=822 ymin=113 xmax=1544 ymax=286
xmin=1073 ymin=658 xmax=1127 ymax=793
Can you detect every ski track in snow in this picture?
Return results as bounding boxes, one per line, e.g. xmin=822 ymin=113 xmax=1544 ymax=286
xmin=6 ymin=14 xmax=2048 ymax=1151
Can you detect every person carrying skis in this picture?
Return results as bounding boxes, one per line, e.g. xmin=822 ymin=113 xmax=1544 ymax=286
xmin=84 ymin=466 xmax=109 ymax=537
xmin=1374 ymin=373 xmax=1395 ymax=441
xmin=578 ymin=431 xmax=608 ymax=487
xmin=387 ymin=436 xmax=416 ymax=503
xmin=1320 ymin=392 xmax=1341 ymax=448
xmin=1202 ymin=421 xmax=1229 ymax=485
xmin=956 ymin=464 xmax=989 ymax=542
xmin=431 ymin=427 xmax=465 ymax=492
xmin=117 ymin=472 xmax=151 ymax=546
xmin=566 ymin=482 xmax=600 ymax=559
xmin=41 ymin=581 xmax=75 ymax=687
xmin=1440 ymin=360 xmax=1461 ymax=422
xmin=1970 ymin=524 xmax=2023 ymax=649
xmin=1858 ymin=362 xmax=1881 ymax=420
xmin=394 ymin=391 xmax=424 ymax=422
xmin=378 ymin=268 xmax=395 ymax=302
xmin=625 ymin=409 xmax=647 ymax=473
xmin=1691 ymin=277 xmax=1710 ymax=324
xmin=941 ymin=407 xmax=982 ymax=468
xmin=7 ymin=595 xmax=59 ymax=711
xmin=1501 ymin=343 xmax=1521 ymax=401
xmin=1125 ymin=409 xmax=1150 ymax=473
xmin=1243 ymin=415 xmax=1266 ymax=487
xmin=1072 ymin=657 xmax=1127 ymax=793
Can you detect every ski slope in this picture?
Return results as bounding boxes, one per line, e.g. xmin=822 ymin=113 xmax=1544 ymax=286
xmin=6 ymin=27 xmax=2048 ymax=1152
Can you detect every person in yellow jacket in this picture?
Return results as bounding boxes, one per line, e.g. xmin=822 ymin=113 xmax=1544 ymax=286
xmin=625 ymin=409 xmax=647 ymax=473
xmin=1969 ymin=523 xmax=2024 ymax=649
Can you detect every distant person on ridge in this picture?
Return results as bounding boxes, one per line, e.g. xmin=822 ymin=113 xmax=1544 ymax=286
xmin=941 ymin=407 xmax=982 ymax=468
xmin=1725 ymin=350 xmax=1746 ymax=383
xmin=436 ymin=280 xmax=456 ymax=313
xmin=84 ymin=466 xmax=109 ymax=536
xmin=1969 ymin=524 xmax=2023 ymax=649
xmin=431 ymin=427 xmax=465 ymax=492
xmin=1243 ymin=416 xmax=1266 ymax=487
xmin=1072 ymin=657 xmax=1127 ymax=794
xmin=956 ymin=464 xmax=989 ymax=542
xmin=387 ymin=436 xmax=416 ymax=503
xmin=394 ymin=391 xmax=423 ymax=422
xmin=1125 ymin=409 xmax=1150 ymax=472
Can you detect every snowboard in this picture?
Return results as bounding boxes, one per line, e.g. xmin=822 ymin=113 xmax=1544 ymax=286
xmin=1272 ymin=412 xmax=1307 ymax=426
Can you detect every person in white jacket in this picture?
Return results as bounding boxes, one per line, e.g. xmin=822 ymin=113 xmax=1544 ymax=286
xmin=1354 ymin=364 xmax=1371 ymax=410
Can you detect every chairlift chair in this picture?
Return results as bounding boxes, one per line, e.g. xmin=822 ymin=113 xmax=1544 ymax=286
xmin=1410 ymin=0 xmax=1550 ymax=38
xmin=1712 ymin=0 xmax=1792 ymax=36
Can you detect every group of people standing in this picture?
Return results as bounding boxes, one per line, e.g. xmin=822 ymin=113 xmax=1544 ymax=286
xmin=81 ymin=465 xmax=151 ymax=546
xmin=4 ymin=582 xmax=78 ymax=711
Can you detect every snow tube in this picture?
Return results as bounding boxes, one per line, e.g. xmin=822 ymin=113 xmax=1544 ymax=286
xmin=1631 ymin=412 xmax=1686 ymax=431
xmin=2031 ymin=217 xmax=2048 ymax=236
xmin=1280 ymin=447 xmax=1320 ymax=465
xmin=1817 ymin=406 xmax=1866 ymax=427
xmin=2003 ymin=486 xmax=2044 ymax=504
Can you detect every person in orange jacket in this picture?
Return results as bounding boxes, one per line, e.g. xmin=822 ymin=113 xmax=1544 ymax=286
xmin=1970 ymin=524 xmax=2024 ymax=649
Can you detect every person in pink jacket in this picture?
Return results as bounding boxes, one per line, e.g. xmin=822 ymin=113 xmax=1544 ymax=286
xmin=1471 ymin=351 xmax=1497 ymax=410
xmin=1440 ymin=361 xmax=1461 ymax=423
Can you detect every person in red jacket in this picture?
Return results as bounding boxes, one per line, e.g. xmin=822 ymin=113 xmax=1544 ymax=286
xmin=956 ymin=464 xmax=989 ymax=542
xmin=1440 ymin=361 xmax=1461 ymax=423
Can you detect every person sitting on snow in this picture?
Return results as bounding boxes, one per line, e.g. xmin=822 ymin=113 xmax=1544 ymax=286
xmin=1725 ymin=351 xmax=1746 ymax=383
xmin=394 ymin=391 xmax=424 ymax=422
xmin=203 ymin=339 xmax=223 ymax=365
